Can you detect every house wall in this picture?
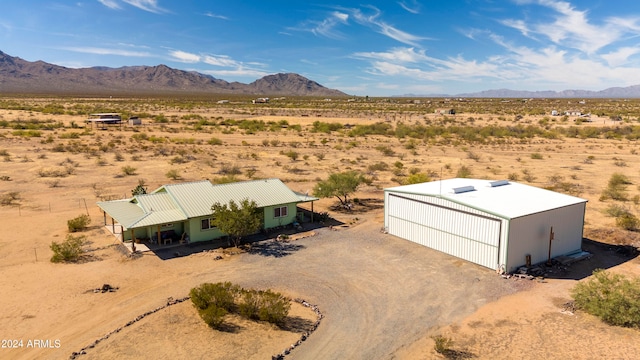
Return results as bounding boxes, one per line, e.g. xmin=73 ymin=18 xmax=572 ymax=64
xmin=263 ymin=203 xmax=298 ymax=229
xmin=188 ymin=216 xmax=225 ymax=243
xmin=505 ymin=203 xmax=585 ymax=272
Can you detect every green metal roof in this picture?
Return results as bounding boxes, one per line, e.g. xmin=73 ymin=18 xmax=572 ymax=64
xmin=98 ymin=178 xmax=310 ymax=229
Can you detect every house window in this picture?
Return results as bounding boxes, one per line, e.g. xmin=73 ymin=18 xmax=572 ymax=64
xmin=161 ymin=223 xmax=173 ymax=228
xmin=274 ymin=206 xmax=288 ymax=218
xmin=201 ymin=218 xmax=215 ymax=230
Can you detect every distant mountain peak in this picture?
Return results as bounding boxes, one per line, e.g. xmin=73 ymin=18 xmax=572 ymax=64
xmin=0 ymin=50 xmax=347 ymax=97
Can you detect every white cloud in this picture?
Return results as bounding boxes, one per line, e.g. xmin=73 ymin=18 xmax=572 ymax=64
xmin=354 ymin=47 xmax=430 ymax=63
xmin=169 ymin=50 xmax=200 ymax=63
xmin=601 ymin=47 xmax=640 ymax=67
xmin=502 ymin=0 xmax=640 ymax=54
xmin=204 ymin=12 xmax=228 ymax=20
xmin=122 ymin=0 xmax=166 ymax=14
xmin=98 ymin=0 xmax=120 ymax=10
xmin=60 ymin=46 xmax=151 ymax=57
xmin=398 ymin=0 xmax=420 ymax=14
xmin=309 ymin=11 xmax=349 ymax=39
xmin=202 ymin=54 xmax=239 ymax=67
xmin=350 ymin=6 xmax=426 ymax=46
xmin=201 ymin=67 xmax=269 ymax=79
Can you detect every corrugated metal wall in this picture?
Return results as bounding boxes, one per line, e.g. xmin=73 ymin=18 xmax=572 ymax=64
xmin=385 ymin=192 xmax=506 ymax=270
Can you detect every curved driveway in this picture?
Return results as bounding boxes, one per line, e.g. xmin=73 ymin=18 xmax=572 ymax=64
xmin=187 ymin=224 xmax=522 ymax=359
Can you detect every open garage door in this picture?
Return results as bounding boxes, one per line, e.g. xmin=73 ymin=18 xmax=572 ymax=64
xmin=386 ymin=194 xmax=501 ymax=269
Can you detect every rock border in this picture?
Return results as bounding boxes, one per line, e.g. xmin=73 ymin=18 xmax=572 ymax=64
xmin=272 ymin=298 xmax=323 ymax=360
xmin=69 ymin=296 xmax=189 ymax=359
xmin=69 ymin=296 xmax=323 ymax=360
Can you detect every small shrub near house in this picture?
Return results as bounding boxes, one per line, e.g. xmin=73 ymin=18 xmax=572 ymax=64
xmin=67 ymin=214 xmax=91 ymax=232
xmin=50 ymin=234 xmax=86 ymax=262
xmin=190 ymin=282 xmax=290 ymax=329
xmin=572 ymin=269 xmax=640 ymax=328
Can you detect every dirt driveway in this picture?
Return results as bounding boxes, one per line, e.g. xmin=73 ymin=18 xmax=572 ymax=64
xmin=163 ymin=220 xmax=525 ymax=359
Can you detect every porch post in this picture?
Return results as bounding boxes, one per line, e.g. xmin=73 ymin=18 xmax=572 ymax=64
xmin=311 ymin=201 xmax=314 ymax=222
xmin=157 ymin=225 xmax=161 ymax=246
xmin=103 ymin=211 xmax=107 ymax=226
xmin=131 ymin=229 xmax=136 ymax=252
xmin=112 ymin=218 xmax=115 ymax=233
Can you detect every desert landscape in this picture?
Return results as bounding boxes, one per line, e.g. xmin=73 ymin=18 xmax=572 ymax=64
xmin=2 ymin=95 xmax=640 ymax=359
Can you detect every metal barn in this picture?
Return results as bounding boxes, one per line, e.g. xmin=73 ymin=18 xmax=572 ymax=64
xmin=384 ymin=178 xmax=587 ymax=273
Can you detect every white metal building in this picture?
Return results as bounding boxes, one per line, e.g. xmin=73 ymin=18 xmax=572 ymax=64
xmin=384 ymin=178 xmax=587 ymax=273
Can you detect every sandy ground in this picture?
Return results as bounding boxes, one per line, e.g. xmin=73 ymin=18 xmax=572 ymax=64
xmin=1 ymin=103 xmax=640 ymax=359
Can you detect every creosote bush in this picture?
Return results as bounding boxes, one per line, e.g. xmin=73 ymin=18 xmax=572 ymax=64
xmin=67 ymin=214 xmax=91 ymax=232
xmin=572 ymin=269 xmax=640 ymax=328
xmin=50 ymin=234 xmax=86 ymax=262
xmin=190 ymin=282 xmax=290 ymax=329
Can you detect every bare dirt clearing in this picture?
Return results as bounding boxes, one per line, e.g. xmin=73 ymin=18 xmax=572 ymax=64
xmin=2 ymin=98 xmax=640 ymax=359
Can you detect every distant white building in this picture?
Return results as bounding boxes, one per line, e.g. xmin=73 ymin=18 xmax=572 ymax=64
xmin=565 ymin=110 xmax=582 ymax=116
xmin=551 ymin=110 xmax=559 ymax=116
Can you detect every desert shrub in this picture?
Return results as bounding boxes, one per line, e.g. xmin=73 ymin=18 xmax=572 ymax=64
xmin=600 ymin=173 xmax=631 ymax=201
xmin=530 ymin=152 xmax=544 ymax=159
xmin=432 ymin=335 xmax=454 ymax=354
xmin=616 ymin=213 xmax=640 ymax=231
xmin=211 ymin=175 xmax=239 ymax=184
xmin=0 ymin=191 xmax=20 ymax=206
xmin=208 ymin=137 xmax=223 ymax=145
xmin=572 ymin=269 xmax=640 ymax=328
xmin=282 ymin=150 xmax=299 ymax=161
xmin=456 ymin=165 xmax=472 ymax=178
xmin=375 ymin=145 xmax=395 ymax=156
xmin=189 ymin=282 xmax=237 ymax=312
xmin=404 ymin=173 xmax=430 ymax=185
xmin=218 ymin=163 xmax=241 ymax=175
xmin=198 ymin=305 xmax=227 ymax=329
xmin=238 ymin=290 xmax=260 ymax=320
xmin=190 ymin=282 xmax=290 ymax=328
xmin=166 ymin=169 xmax=181 ymax=180
xmin=121 ymin=165 xmax=137 ymax=176
xmin=257 ymin=289 xmax=290 ymax=325
xmin=50 ymin=234 xmax=86 ymax=262
xmin=67 ymin=214 xmax=91 ymax=232
xmin=368 ymin=162 xmax=389 ymax=172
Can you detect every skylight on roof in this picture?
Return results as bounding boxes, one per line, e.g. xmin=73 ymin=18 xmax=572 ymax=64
xmin=490 ymin=180 xmax=510 ymax=187
xmin=453 ymin=185 xmax=475 ymax=194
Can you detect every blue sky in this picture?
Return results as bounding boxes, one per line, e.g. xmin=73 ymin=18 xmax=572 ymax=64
xmin=2 ymin=0 xmax=640 ymax=96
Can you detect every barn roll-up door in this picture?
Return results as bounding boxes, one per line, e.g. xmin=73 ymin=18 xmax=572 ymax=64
xmin=386 ymin=194 xmax=501 ymax=269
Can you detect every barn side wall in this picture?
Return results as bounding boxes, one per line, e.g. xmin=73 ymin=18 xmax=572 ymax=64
xmin=506 ymin=203 xmax=585 ymax=272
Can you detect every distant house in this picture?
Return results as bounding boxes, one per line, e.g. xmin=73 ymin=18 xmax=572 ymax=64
xmin=551 ymin=110 xmax=559 ymax=116
xmin=434 ymin=108 xmax=455 ymax=115
xmin=97 ymin=179 xmax=318 ymax=245
xmin=128 ymin=116 xmax=141 ymax=125
xmin=565 ymin=110 xmax=582 ymax=116
xmin=252 ymin=97 xmax=269 ymax=104
xmin=217 ymin=100 xmax=229 ymax=104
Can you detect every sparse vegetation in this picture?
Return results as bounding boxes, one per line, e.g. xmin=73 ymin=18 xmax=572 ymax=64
xmin=50 ymin=234 xmax=86 ymax=263
xmin=190 ymin=282 xmax=290 ymax=329
xmin=572 ymin=269 xmax=640 ymax=328
xmin=67 ymin=214 xmax=91 ymax=232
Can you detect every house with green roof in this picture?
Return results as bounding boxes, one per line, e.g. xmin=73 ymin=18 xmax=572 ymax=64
xmin=97 ymin=179 xmax=318 ymax=245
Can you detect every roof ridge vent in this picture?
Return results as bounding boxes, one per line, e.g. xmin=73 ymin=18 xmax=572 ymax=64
xmin=490 ymin=180 xmax=510 ymax=187
xmin=453 ymin=185 xmax=475 ymax=194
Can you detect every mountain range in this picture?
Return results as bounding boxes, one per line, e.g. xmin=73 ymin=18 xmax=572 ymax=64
xmin=0 ymin=50 xmax=346 ymax=97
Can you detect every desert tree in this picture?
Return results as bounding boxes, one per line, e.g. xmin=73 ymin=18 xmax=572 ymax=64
xmin=211 ymin=199 xmax=263 ymax=247
xmin=131 ymin=179 xmax=147 ymax=196
xmin=313 ymin=170 xmax=370 ymax=208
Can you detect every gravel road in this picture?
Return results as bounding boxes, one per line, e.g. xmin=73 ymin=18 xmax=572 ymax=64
xmin=187 ymin=221 xmax=524 ymax=359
